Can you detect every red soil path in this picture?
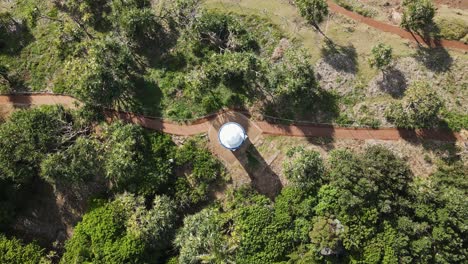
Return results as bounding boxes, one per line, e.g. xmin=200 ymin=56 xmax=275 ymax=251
xmin=0 ymin=94 xmax=464 ymax=142
xmin=327 ymin=1 xmax=468 ymax=51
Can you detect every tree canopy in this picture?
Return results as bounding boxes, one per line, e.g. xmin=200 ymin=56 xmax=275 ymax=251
xmin=401 ymin=0 xmax=435 ymax=33
xmin=386 ymin=81 xmax=443 ymax=128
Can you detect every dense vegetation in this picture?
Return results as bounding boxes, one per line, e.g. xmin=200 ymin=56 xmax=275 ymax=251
xmin=2 ymin=109 xmax=466 ymax=263
xmin=173 ymin=146 xmax=467 ymax=264
xmin=0 ymin=106 xmax=225 ymax=262
xmin=0 ymin=0 xmax=466 ymax=263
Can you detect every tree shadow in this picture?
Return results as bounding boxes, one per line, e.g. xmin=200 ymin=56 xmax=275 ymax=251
xmin=0 ymin=15 xmax=35 ymax=55
xmin=118 ymin=77 xmax=163 ymax=117
xmin=262 ymin=89 xmax=340 ymax=124
xmin=397 ymin=125 xmax=461 ymax=163
xmin=377 ymin=67 xmax=407 ymax=98
xmin=413 ymin=46 xmax=453 ymax=73
xmin=320 ymin=40 xmax=358 ymax=74
xmin=233 ymin=138 xmax=283 ymax=199
xmin=4 ymin=93 xmax=33 ymax=109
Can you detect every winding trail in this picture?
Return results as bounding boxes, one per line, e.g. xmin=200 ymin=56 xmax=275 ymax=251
xmin=0 ymin=94 xmax=464 ymax=142
xmin=327 ymin=1 xmax=468 ymax=51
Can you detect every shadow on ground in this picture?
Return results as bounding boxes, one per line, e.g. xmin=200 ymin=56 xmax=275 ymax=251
xmin=320 ymin=40 xmax=358 ymax=74
xmin=413 ymin=46 xmax=453 ymax=73
xmin=377 ymin=67 xmax=407 ymax=98
xmin=233 ymin=138 xmax=283 ymax=199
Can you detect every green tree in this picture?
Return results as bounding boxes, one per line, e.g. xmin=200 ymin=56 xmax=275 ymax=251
xmin=309 ymin=216 xmax=344 ymax=257
xmin=400 ymin=0 xmax=435 ymax=33
xmin=369 ymin=43 xmax=393 ymax=74
xmin=61 ymin=193 xmax=176 ymax=263
xmin=57 ymin=37 xmax=139 ymax=108
xmin=109 ymin=0 xmax=161 ymax=46
xmin=40 ymin=137 xmax=103 ymax=184
xmin=102 ymin=121 xmax=174 ymax=195
xmin=294 ymin=0 xmax=329 ymax=32
xmin=175 ymin=208 xmax=234 ymax=264
xmin=174 ymin=137 xmax=223 ymax=207
xmin=0 ymin=106 xmax=69 ymax=184
xmin=324 ymin=146 xmax=413 ymax=253
xmin=283 ymin=147 xmax=324 ymax=192
xmin=190 ymin=12 xmax=257 ymax=55
xmin=58 ymin=0 xmax=110 ymax=29
xmin=0 ymin=234 xmax=49 ymax=264
xmin=385 ymin=81 xmax=443 ymax=128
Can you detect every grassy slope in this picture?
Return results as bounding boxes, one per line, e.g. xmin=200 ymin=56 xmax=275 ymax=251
xmin=204 ymin=0 xmax=468 ymax=129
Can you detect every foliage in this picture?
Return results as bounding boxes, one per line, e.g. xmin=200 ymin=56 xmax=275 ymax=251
xmin=56 ymin=37 xmax=140 ymax=108
xmin=109 ymin=0 xmax=161 ymax=46
xmin=324 ymin=146 xmax=413 ymax=255
xmin=440 ymin=111 xmax=468 ymax=131
xmin=400 ymin=0 xmax=435 ymax=33
xmin=190 ymin=11 xmax=258 ymax=54
xmin=40 ymin=137 xmax=103 ymax=184
xmin=435 ymin=17 xmax=468 ymax=41
xmin=175 ymin=208 xmax=234 ymax=264
xmin=0 ymin=106 xmax=70 ymax=184
xmin=369 ymin=43 xmax=393 ymax=72
xmin=283 ymin=147 xmax=325 ymax=191
xmin=61 ymin=193 xmax=176 ymax=263
xmin=334 ymin=0 xmax=376 ymax=18
xmin=174 ymin=137 xmax=224 ymax=207
xmin=386 ymin=81 xmax=443 ymax=128
xmin=57 ymin=0 xmax=111 ymax=29
xmin=309 ymin=216 xmax=344 ymax=256
xmin=294 ymin=0 xmax=329 ymax=27
xmin=0 ymin=234 xmax=49 ymax=264
xmin=102 ymin=121 xmax=175 ymax=195
xmin=0 ymin=12 xmax=33 ymax=54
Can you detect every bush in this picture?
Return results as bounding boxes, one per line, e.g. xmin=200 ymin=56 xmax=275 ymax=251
xmin=61 ymin=194 xmax=176 ymax=263
xmin=294 ymin=0 xmax=329 ymax=27
xmin=0 ymin=234 xmax=49 ymax=264
xmin=40 ymin=137 xmax=103 ymax=184
xmin=174 ymin=137 xmax=224 ymax=207
xmin=385 ymin=81 xmax=443 ymax=128
xmin=334 ymin=0 xmax=376 ymax=17
xmin=435 ymin=17 xmax=468 ymax=41
xmin=369 ymin=43 xmax=393 ymax=72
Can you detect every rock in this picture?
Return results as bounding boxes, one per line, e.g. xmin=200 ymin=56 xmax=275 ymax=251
xmin=391 ymin=9 xmax=402 ymax=24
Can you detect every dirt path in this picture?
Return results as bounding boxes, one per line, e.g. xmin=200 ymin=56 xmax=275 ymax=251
xmin=0 ymin=94 xmax=464 ymax=142
xmin=327 ymin=1 xmax=468 ymax=51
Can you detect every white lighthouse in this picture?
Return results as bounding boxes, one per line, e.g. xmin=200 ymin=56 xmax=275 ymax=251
xmin=218 ymin=122 xmax=247 ymax=151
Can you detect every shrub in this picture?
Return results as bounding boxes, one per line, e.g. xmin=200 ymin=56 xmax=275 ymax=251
xmin=102 ymin=122 xmax=175 ymax=195
xmin=435 ymin=17 xmax=468 ymax=41
xmin=283 ymin=147 xmax=325 ymax=192
xmin=61 ymin=194 xmax=176 ymax=263
xmin=369 ymin=43 xmax=393 ymax=72
xmin=334 ymin=0 xmax=376 ymax=17
xmin=385 ymin=82 xmax=443 ymax=128
xmin=0 ymin=234 xmax=49 ymax=264
xmin=174 ymin=137 xmax=224 ymax=207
